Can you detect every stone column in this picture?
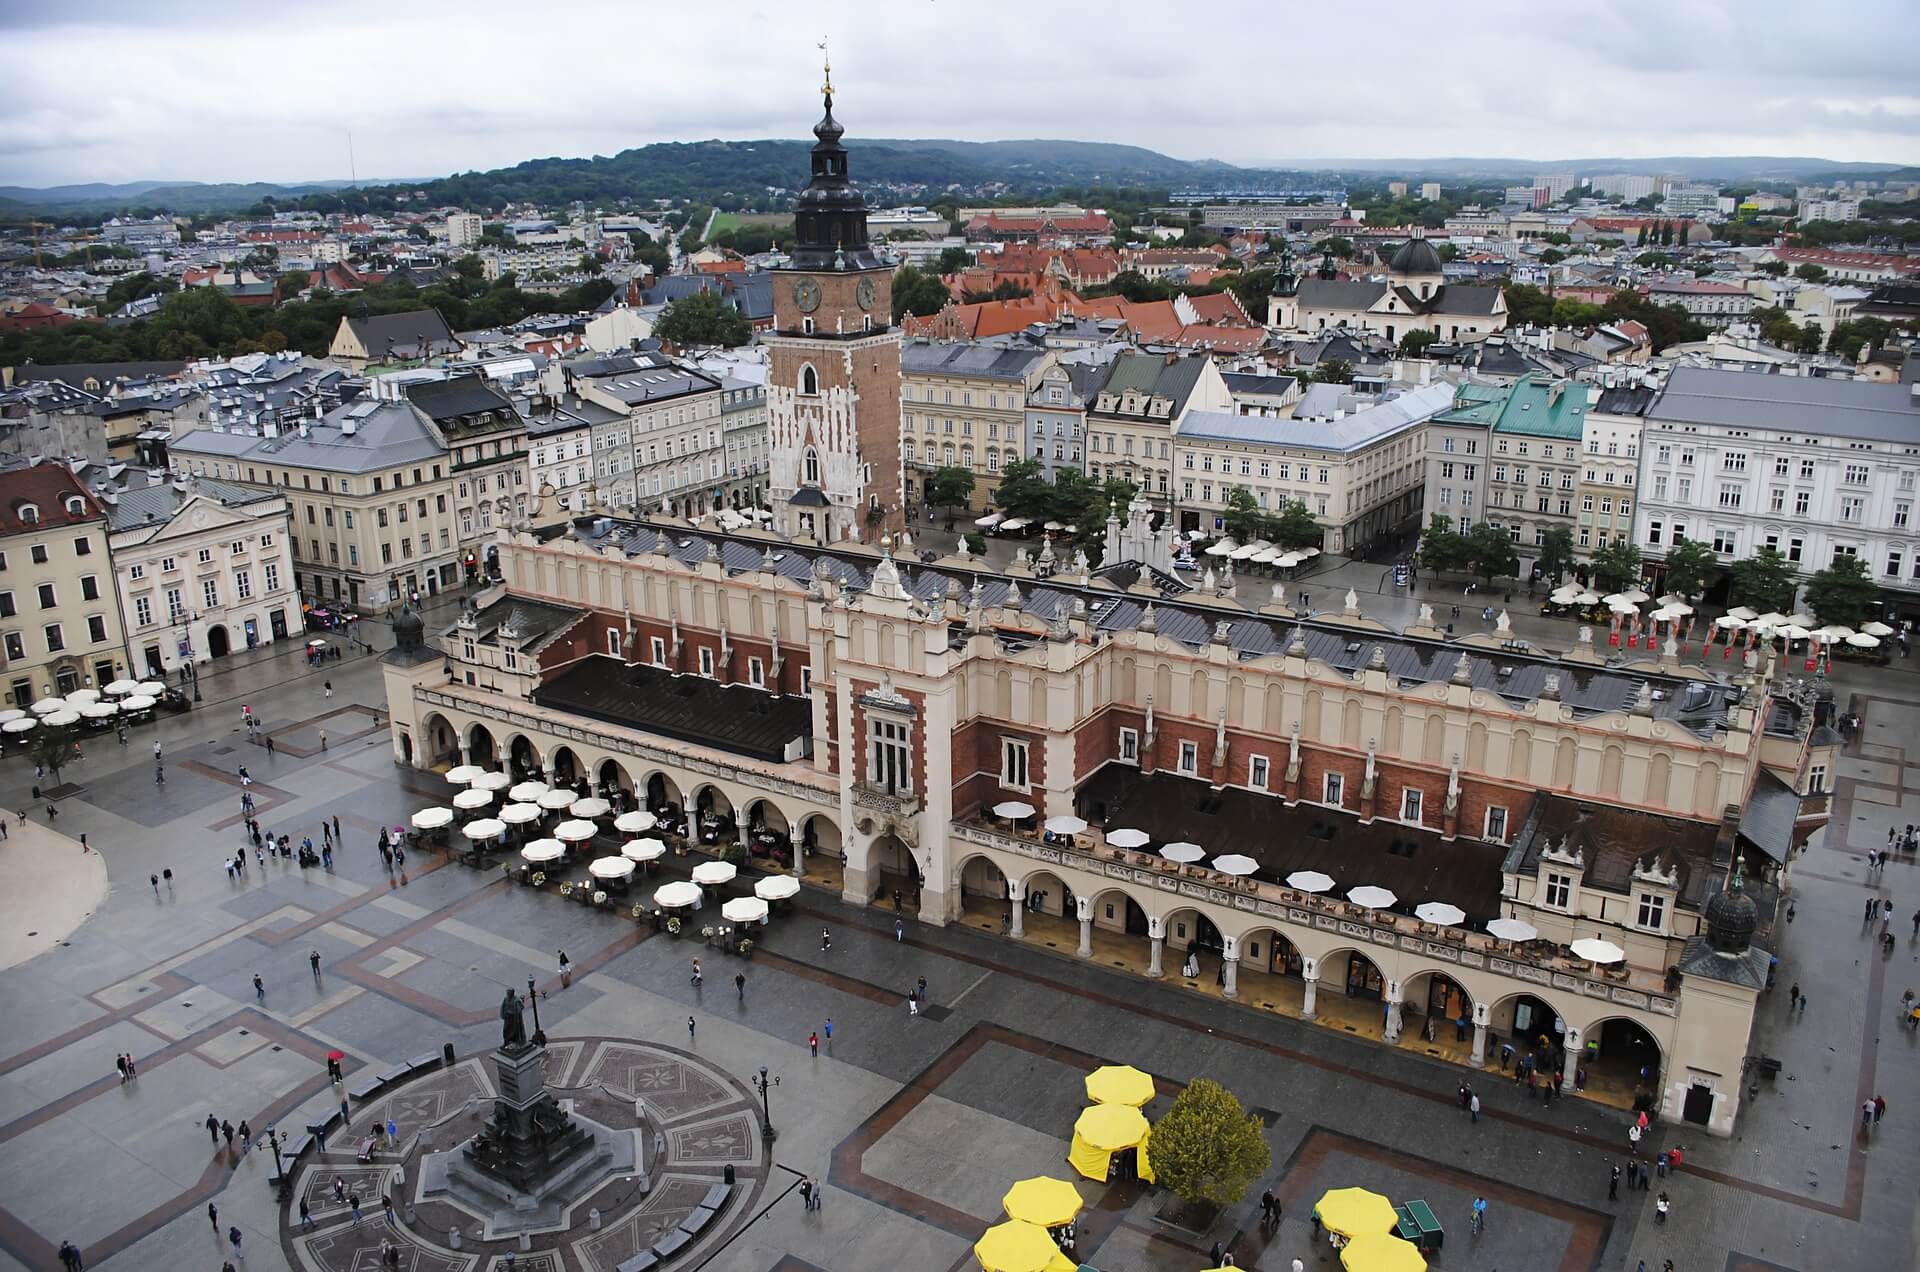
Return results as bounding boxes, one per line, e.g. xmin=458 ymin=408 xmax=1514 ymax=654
xmin=1147 ymin=915 xmax=1165 ymax=978
xmin=1300 ymin=958 xmax=1319 ymax=1019
xmin=1384 ymin=981 xmax=1404 ymax=1043
xmin=1075 ymin=896 xmax=1093 ymax=959
xmin=1561 ymin=1025 xmax=1583 ymax=1094
xmin=1007 ymin=879 xmax=1026 ymax=938
xmin=1470 ymin=1001 xmax=1490 ymax=1067
xmin=459 ymin=741 xmax=472 ymax=766
xmin=1220 ymin=935 xmax=1241 ymax=999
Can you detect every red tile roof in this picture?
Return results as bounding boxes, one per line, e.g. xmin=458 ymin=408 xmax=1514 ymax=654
xmin=0 ymin=467 xmax=105 ymax=537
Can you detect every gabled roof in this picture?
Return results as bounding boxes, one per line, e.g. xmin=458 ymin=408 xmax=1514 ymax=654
xmin=341 ymin=308 xmax=458 ymax=360
xmin=1651 ymin=366 xmax=1920 ymax=442
xmin=0 ymin=466 xmax=104 ymax=536
xmin=405 ymin=376 xmax=514 ymax=422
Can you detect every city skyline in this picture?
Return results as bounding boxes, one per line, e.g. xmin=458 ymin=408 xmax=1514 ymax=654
xmin=1 ymin=0 xmax=1916 ymax=188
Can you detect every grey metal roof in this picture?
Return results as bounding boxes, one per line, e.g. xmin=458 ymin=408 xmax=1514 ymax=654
xmin=103 ymin=478 xmax=274 ymax=531
xmin=1736 ymin=769 xmax=1799 ymax=865
xmin=1650 ymin=366 xmax=1920 ymax=443
xmin=1178 ymin=382 xmax=1454 ymax=453
xmin=551 ymin=517 xmax=1741 ymax=739
xmin=170 ymin=399 xmax=446 ymax=473
xmin=901 ymin=342 xmax=1050 ymax=380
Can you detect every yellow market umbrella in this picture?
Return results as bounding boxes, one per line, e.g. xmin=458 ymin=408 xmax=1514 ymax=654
xmin=1315 ymin=1187 xmax=1398 ymax=1239
xmin=973 ymin=1219 xmax=1076 ymax=1272
xmin=1068 ymin=1104 xmax=1155 ymax=1184
xmin=1341 ymin=1232 xmax=1427 ymax=1272
xmin=1002 ymin=1176 xmax=1083 ymax=1229
xmin=1084 ymin=1064 xmax=1156 ymax=1107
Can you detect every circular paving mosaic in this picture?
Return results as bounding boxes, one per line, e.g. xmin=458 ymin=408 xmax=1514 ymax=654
xmin=280 ymin=1036 xmax=768 ymax=1271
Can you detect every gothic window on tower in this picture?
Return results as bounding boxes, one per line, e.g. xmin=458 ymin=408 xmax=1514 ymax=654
xmin=801 ymin=365 xmax=818 ymax=395
xmin=804 ymin=448 xmax=820 ymax=485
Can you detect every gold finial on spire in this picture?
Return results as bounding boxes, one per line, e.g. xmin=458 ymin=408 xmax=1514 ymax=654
xmin=818 ymin=37 xmax=833 ymax=98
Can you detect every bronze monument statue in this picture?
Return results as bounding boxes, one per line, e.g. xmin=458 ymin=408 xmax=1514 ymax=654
xmin=501 ymin=987 xmax=527 ymax=1048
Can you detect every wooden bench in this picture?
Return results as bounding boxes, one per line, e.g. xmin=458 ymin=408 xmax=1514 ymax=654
xmin=615 ymin=1253 xmax=660 ymax=1272
xmin=700 ymin=1181 xmax=732 ymax=1210
xmin=676 ymin=1204 xmax=718 ymax=1237
xmin=407 ymin=1052 xmax=443 ymax=1073
xmin=347 ymin=1075 xmax=385 ymax=1101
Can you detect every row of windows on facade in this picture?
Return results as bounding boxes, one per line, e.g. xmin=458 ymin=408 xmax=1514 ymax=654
xmin=0 ymin=573 xmax=104 ymax=615
xmin=468 ymin=629 xmax=807 ymax=695
xmin=1649 ymin=518 xmax=1920 ymax=580
xmin=903 ymin=385 xmax=1048 ymax=410
xmin=0 ymin=534 xmax=97 ymax=573
xmin=2 ymin=614 xmax=112 ymax=659
xmin=128 ymin=564 xmax=281 ymax=627
xmin=184 ymin=460 xmax=457 ymax=495
xmin=1651 ymin=474 xmax=1912 ymax=526
xmin=1654 ymin=446 xmax=1917 ymax=487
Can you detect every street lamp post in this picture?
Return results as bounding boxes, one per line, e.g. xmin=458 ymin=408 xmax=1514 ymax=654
xmin=751 ymin=1065 xmax=779 ymax=1142
xmin=264 ymin=1125 xmax=285 ymax=1181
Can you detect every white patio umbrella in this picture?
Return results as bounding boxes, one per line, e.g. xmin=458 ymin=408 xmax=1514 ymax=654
xmin=65 ymin=689 xmax=101 ymax=704
xmin=1347 ymin=885 xmax=1397 ymax=909
xmin=1813 ymin=624 xmax=1855 ymax=641
xmin=538 ymin=788 xmax=579 ymax=810
xmin=691 ymin=860 xmax=737 ymax=886
xmin=614 ymin=809 xmax=657 ymax=834
xmin=554 ymin=819 xmax=598 ymax=843
xmin=521 ymin=839 xmax=565 ymax=864
xmin=1751 ymin=612 xmax=1789 ymax=628
xmin=462 ymin=817 xmax=505 ymax=841
xmin=1211 ymin=854 xmax=1260 ymax=876
xmin=80 ymin=702 xmax=119 ymax=719
xmin=1649 ymin=606 xmax=1685 ymax=623
xmin=721 ymin=896 xmax=769 ymax=924
xmin=29 ymin=697 xmax=66 ymax=715
xmin=1785 ymin=612 xmax=1815 ymax=627
xmin=1487 ymin=917 xmax=1538 ymax=942
xmin=1778 ymin=624 xmax=1812 ymax=640
xmin=119 ymin=695 xmax=156 ymax=711
xmin=0 ymin=709 xmax=22 ymax=723
xmin=1657 ymin=600 xmax=1693 ymax=616
xmin=1550 ymin=586 xmax=1582 ymax=602
xmin=1862 ymin=620 xmax=1896 ymax=637
xmin=1617 ymin=588 xmax=1650 ymax=604
xmin=653 ymin=881 xmax=703 ymax=909
xmin=470 ymin=771 xmax=512 ymax=792
xmin=974 ymin=511 xmax=1004 ymax=527
xmin=1724 ymin=605 xmax=1758 ymax=621
xmin=445 ymin=764 xmax=485 ymax=784
xmin=622 ymin=837 xmax=667 ymax=862
xmin=1570 ymin=937 xmax=1625 ymax=964
xmin=1044 ymin=815 xmax=1088 ymax=835
xmin=1160 ymin=842 xmax=1205 ymax=863
xmin=755 ymin=875 xmax=801 ymax=901
xmin=1607 ymin=598 xmax=1640 ymax=615
xmin=1230 ymin=541 xmax=1267 ymax=561
xmin=43 ymin=710 xmax=80 ymax=727
xmin=1847 ymin=632 xmax=1880 ymax=648
xmin=570 ymin=796 xmax=612 ymax=819
xmin=1251 ymin=548 xmax=1281 ymax=564
xmin=509 ymin=780 xmax=551 ymax=803
xmin=993 ymin=800 xmax=1036 ymax=820
xmin=1415 ymin=902 xmax=1467 ymax=927
xmin=132 ymin=680 xmax=164 ymax=696
xmin=103 ymin=679 xmax=141 ymax=696
xmin=498 ymin=802 xmax=543 ymax=825
xmin=1574 ymin=591 xmax=1601 ymax=604
xmin=452 ymin=788 xmax=494 ymax=811
xmin=1712 ymin=615 xmax=1747 ymax=630
xmin=1286 ymin=870 xmax=1335 ymax=893
xmin=1105 ymin=828 xmax=1150 ymax=849
xmin=2 ymin=717 xmax=36 ymax=734
xmin=1300 ymin=547 xmax=1322 ymax=557
xmin=1275 ymin=551 xmax=1304 ymax=568
xmin=589 ymin=856 xmax=636 ymax=880
xmin=1205 ymin=538 xmax=1239 ymax=556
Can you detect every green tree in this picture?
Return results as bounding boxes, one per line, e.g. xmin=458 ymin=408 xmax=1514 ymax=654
xmin=1661 ymin=537 xmax=1718 ymax=599
xmin=1311 ymin=358 xmax=1353 ymax=385
xmin=1795 ymin=321 xmax=1824 ymax=354
xmin=1147 ymin=1078 xmax=1270 ymax=1213
xmin=1501 ymin=282 xmax=1554 ymax=327
xmin=992 ymin=457 xmax=1053 ymax=520
xmin=1463 ymin=521 xmax=1520 ymax=586
xmin=653 ymin=290 xmax=750 ymax=348
xmin=1221 ymin=486 xmax=1266 ymax=542
xmin=1539 ymin=248 xmax=1566 ymax=265
xmin=924 ymin=466 xmax=977 ymax=524
xmin=1794 ymin=263 xmax=1829 ymax=283
xmin=934 ymin=246 xmax=971 ymax=273
xmin=1399 ymin=328 xmax=1439 ymax=357
xmin=1537 ymin=527 xmax=1576 ymax=584
xmin=1804 ymin=554 xmax=1875 ymax=626
xmin=1758 ymin=260 xmax=1788 ymax=277
xmin=1636 ymin=225 xmax=1649 ymax=246
xmin=1418 ymin=514 xmax=1468 ymax=575
xmin=891 ymin=265 xmax=950 ymax=321
xmin=1590 ymin=540 xmax=1643 ymax=593
xmin=1311 ymin=236 xmax=1354 ymax=259
xmin=275 ymin=270 xmax=311 ymax=297
xmin=1269 ymin=499 xmax=1322 ymax=549
xmin=1678 ymin=222 xmax=1691 ymax=246
xmin=578 ymin=253 xmax=602 ymax=274
xmin=25 ymin=722 xmax=77 ymax=790
xmin=1729 ymin=547 xmax=1799 ymax=615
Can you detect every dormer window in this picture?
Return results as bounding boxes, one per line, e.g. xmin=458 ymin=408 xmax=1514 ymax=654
xmin=64 ymin=497 xmax=84 ymax=515
xmin=16 ymin=504 xmax=37 ymax=525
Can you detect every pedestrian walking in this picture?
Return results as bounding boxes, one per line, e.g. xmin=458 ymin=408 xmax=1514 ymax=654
xmin=1469 ymin=1092 xmax=1480 ymax=1123
xmin=324 ymin=679 xmax=333 ymax=699
xmin=349 ymin=1194 xmax=361 ymax=1225
xmin=207 ymin=1113 xmax=220 ymax=1146
xmin=253 ymin=973 xmax=265 ymax=1002
xmin=265 ymin=736 xmax=275 ymax=757
xmin=1867 ymin=897 xmax=1877 ymax=923
xmin=1608 ymin=1164 xmax=1620 ymax=1200
xmin=799 ymin=1178 xmax=813 ymax=1210
xmin=58 ymin=1240 xmax=82 ymax=1271
xmin=208 ymin=1202 xmax=219 ymax=1230
xmin=809 ymin=1177 xmax=822 ymax=1211
xmin=124 ymin=1052 xmax=136 ymax=1077
xmin=1458 ymin=1083 xmax=1469 ymax=1110
xmin=917 ymin=975 xmax=927 ymax=1001
xmin=319 ymin=729 xmax=327 ymax=750
xmin=688 ymin=1015 xmax=696 ymax=1042
xmin=1863 ymin=1099 xmax=1875 ymax=1131
xmin=1471 ymin=1196 xmax=1487 ymax=1234
xmin=691 ymin=958 xmax=702 ymax=987
xmin=735 ymin=972 xmax=746 ymax=1000
xmin=908 ymin=993 xmax=919 ymax=1016
xmin=116 ymin=1054 xmax=129 ymax=1083
xmin=895 ymin=918 xmax=904 ymax=941
xmin=809 ymin=1031 xmax=819 ymax=1056
xmin=558 ymin=950 xmax=572 ymax=988
xmin=386 ymin=1116 xmax=398 ymax=1147
xmin=311 ymin=950 xmax=322 ymax=979
xmin=332 ymin=814 xmax=340 ymax=841
xmin=155 ymin=765 xmax=165 ymax=785
xmin=382 ymin=1195 xmax=395 ymax=1226
xmin=299 ymin=1198 xmax=314 ymax=1231
xmin=238 ymin=1120 xmax=252 ymax=1152
xmin=221 ymin=1119 xmax=235 ymax=1150
xmin=824 ymin=1017 xmax=832 ymax=1041
xmin=820 ymin=927 xmax=831 ymax=951
xmin=1874 ymin=1093 xmax=1886 ymax=1123
xmin=340 ymin=1096 xmax=351 ymax=1127
xmin=1789 ymin=981 xmax=1800 ymax=1011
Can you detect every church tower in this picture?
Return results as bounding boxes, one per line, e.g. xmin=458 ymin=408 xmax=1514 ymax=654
xmin=765 ymin=56 xmax=903 ymax=543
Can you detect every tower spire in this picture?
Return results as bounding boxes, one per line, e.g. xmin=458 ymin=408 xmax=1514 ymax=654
xmin=818 ymin=38 xmax=833 ymax=105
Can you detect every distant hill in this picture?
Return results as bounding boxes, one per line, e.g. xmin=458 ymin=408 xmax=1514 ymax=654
xmin=1265 ymin=155 xmax=1917 ymax=183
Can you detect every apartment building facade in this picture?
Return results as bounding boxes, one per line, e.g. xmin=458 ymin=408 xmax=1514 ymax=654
xmin=900 ymin=341 xmax=1054 ymax=511
xmin=0 ymin=467 xmax=129 ymax=706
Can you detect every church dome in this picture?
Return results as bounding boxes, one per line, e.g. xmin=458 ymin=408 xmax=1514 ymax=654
xmin=1703 ymin=881 xmax=1757 ymax=954
xmin=392 ymin=605 xmax=426 ymax=653
xmin=1388 ymin=237 xmax=1444 ymax=277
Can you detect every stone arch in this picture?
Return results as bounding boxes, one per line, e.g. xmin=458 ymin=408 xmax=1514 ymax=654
xmin=798 ymin=811 xmax=842 ymax=860
xmin=595 ymin=756 xmax=634 ymax=804
xmin=1578 ymin=1013 xmax=1666 ymax=1097
xmin=549 ymin=744 xmax=583 ymax=785
xmin=507 ymin=732 xmax=543 ymax=778
xmin=642 ymin=770 xmax=684 ymax=820
xmin=1402 ymin=969 xmax=1475 ymax=1039
xmin=1161 ymin=905 xmax=1225 ymax=955
xmin=1422 ymin=711 xmax=1444 ymax=762
xmin=687 ymin=781 xmax=735 ymax=827
xmin=464 ymin=721 xmax=499 ymax=769
xmin=1694 ymin=761 xmax=1722 ymax=816
xmin=1236 ymin=924 xmax=1305 ymax=977
xmin=1264 ymin=682 xmax=1284 ymax=732
xmin=1083 ymin=885 xmax=1149 ymax=938
xmin=1647 ymin=752 xmax=1673 ymax=810
xmin=1467 ymin=720 xmax=1488 ymax=771
xmin=1320 ymin=945 xmax=1387 ymax=1000
xmin=799 ymin=363 xmax=819 ymax=396
xmin=1017 ymin=867 xmax=1075 ymax=919
xmin=1384 ymin=705 xmax=1404 ymax=753
xmin=1511 ymin=728 xmax=1532 ymax=782
xmin=1486 ymin=988 xmax=1573 ymax=1054
xmin=419 ymin=711 xmax=460 ymax=769
xmin=1342 ymin=698 xmax=1362 ymax=747
xmin=1304 ymin=688 xmax=1323 ymax=738
xmin=1029 ymin=674 xmax=1046 ymax=723
xmin=1553 ymin=736 xmax=1577 ymax=788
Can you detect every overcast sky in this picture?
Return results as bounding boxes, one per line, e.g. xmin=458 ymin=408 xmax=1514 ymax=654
xmin=2 ymin=0 xmax=1915 ymax=188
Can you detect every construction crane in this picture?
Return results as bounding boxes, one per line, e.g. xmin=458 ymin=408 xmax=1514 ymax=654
xmin=28 ymin=220 xmax=53 ymax=268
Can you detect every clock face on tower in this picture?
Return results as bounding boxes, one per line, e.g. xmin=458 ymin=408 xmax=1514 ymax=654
xmin=855 ymin=278 xmax=876 ymax=311
xmin=791 ymin=279 xmax=822 ymax=313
